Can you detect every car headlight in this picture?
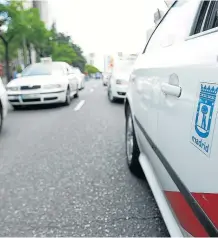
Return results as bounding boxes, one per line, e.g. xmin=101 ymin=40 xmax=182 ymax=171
xmin=43 ymin=84 xmax=62 ymax=89
xmin=7 ymin=86 xmax=19 ymax=91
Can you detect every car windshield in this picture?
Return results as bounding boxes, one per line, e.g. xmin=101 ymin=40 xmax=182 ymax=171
xmin=113 ymin=59 xmax=134 ymax=79
xmin=21 ymin=63 xmax=64 ymax=77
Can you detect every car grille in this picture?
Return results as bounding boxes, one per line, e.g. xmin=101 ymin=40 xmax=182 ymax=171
xmin=117 ymin=92 xmax=126 ymax=96
xmin=20 ymin=85 xmax=41 ymax=90
xmin=22 ymin=98 xmax=41 ymax=102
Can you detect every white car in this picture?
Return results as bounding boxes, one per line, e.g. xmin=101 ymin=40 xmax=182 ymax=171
xmin=0 ymin=77 xmax=8 ymax=133
xmin=107 ymin=72 xmax=130 ymax=102
xmin=7 ymin=62 xmax=79 ymax=109
xmin=102 ymin=73 xmax=111 ymax=86
xmin=125 ymin=1 xmax=218 ymax=237
xmin=71 ymin=67 xmax=85 ymax=90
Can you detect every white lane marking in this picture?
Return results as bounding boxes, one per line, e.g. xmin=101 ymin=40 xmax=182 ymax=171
xmin=90 ymin=88 xmax=94 ymax=93
xmin=74 ymin=100 xmax=85 ymax=111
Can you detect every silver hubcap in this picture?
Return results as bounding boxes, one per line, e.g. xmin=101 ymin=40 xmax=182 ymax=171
xmin=126 ymin=115 xmax=134 ymax=164
xmin=109 ymin=89 xmax=113 ymax=101
xmin=67 ymin=89 xmax=70 ymax=103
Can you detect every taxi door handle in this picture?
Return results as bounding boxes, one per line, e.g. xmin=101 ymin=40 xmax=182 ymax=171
xmin=161 ymin=82 xmax=182 ymax=97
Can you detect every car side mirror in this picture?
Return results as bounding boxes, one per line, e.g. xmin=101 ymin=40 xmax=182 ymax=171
xmin=16 ymin=73 xmax=22 ymax=78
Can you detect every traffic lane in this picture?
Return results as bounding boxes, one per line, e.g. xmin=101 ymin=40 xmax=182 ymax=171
xmin=0 ymin=80 xmax=169 ymax=236
xmin=0 ymin=80 xmax=94 ymax=173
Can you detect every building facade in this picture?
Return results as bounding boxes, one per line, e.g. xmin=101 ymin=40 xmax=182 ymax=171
xmin=32 ymin=0 xmax=50 ymax=28
xmin=86 ymin=53 xmax=95 ymax=66
xmin=17 ymin=0 xmax=50 ymax=68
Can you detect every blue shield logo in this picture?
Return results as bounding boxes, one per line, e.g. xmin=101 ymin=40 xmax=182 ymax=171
xmin=195 ymin=84 xmax=218 ymax=138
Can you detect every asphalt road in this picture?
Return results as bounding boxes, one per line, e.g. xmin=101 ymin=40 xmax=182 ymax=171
xmin=0 ymin=79 xmax=169 ymax=237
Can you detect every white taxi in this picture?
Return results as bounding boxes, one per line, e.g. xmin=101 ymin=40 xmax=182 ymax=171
xmin=108 ymin=59 xmax=133 ymax=102
xmin=107 ymin=72 xmax=130 ymax=102
xmin=125 ymin=1 xmax=218 ymax=237
xmin=0 ymin=77 xmax=8 ymax=133
xmin=7 ymin=62 xmax=79 ymax=109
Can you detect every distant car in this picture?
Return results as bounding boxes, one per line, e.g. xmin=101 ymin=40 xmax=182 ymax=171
xmin=102 ymin=74 xmax=110 ymax=86
xmin=107 ymin=71 xmax=130 ymax=102
xmin=7 ymin=62 xmax=79 ymax=109
xmin=0 ymin=77 xmax=8 ymax=133
xmin=71 ymin=67 xmax=85 ymax=90
xmin=95 ymin=72 xmax=101 ymax=79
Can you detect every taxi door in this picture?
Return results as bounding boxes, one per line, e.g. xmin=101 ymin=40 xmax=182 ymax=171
xmin=130 ymin=42 xmax=162 ymax=163
xmin=156 ymin=1 xmax=218 ymax=236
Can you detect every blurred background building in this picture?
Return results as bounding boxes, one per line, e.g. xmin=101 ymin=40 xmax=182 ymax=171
xmin=32 ymin=0 xmax=50 ymax=28
xmin=16 ymin=0 xmax=51 ymax=69
xmin=86 ymin=53 xmax=95 ymax=66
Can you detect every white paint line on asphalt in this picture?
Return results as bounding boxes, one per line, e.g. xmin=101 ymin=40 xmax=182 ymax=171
xmin=90 ymin=88 xmax=94 ymax=93
xmin=74 ymin=100 xmax=85 ymax=111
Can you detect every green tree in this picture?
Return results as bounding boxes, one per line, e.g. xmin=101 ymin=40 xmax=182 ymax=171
xmin=52 ymin=43 xmax=77 ymax=64
xmin=23 ymin=7 xmax=51 ymax=62
xmin=0 ymin=0 xmax=24 ymax=81
xmin=50 ymin=29 xmax=87 ymax=72
xmin=85 ymin=64 xmax=100 ymax=74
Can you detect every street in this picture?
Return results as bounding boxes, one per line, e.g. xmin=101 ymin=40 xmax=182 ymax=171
xmin=0 ymin=79 xmax=169 ymax=236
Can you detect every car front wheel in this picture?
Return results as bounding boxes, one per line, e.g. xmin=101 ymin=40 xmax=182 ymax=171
xmin=125 ymin=106 xmax=144 ymax=179
xmin=64 ymin=87 xmax=71 ymax=106
xmin=74 ymin=86 xmax=79 ymax=98
xmin=108 ymin=88 xmax=116 ymax=102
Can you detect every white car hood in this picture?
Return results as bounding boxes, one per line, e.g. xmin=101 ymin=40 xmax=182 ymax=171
xmin=7 ymin=75 xmax=66 ymax=87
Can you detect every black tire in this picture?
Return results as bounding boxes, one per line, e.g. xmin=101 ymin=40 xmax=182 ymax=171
xmin=74 ymin=86 xmax=79 ymax=98
xmin=64 ymin=87 xmax=71 ymax=106
xmin=125 ymin=106 xmax=144 ymax=179
xmin=0 ymin=104 xmax=3 ymax=134
xmin=108 ymin=88 xmax=116 ymax=103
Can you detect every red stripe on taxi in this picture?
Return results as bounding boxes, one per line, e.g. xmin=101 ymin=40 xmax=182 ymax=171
xmin=165 ymin=191 xmax=218 ymax=237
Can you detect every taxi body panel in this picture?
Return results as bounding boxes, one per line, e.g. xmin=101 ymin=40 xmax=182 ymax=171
xmin=126 ymin=1 xmax=218 ymax=236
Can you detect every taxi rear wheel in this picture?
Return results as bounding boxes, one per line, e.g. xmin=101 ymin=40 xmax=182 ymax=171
xmin=125 ymin=107 xmax=144 ymax=179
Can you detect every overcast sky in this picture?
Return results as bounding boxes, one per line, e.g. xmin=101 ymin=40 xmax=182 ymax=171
xmin=49 ymin=0 xmax=168 ymax=69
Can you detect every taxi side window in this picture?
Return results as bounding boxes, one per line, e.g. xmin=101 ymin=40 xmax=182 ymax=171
xmin=203 ymin=1 xmax=218 ymax=30
xmin=143 ymin=1 xmax=196 ymax=54
xmin=193 ymin=1 xmax=210 ymax=34
xmin=192 ymin=1 xmax=218 ymax=35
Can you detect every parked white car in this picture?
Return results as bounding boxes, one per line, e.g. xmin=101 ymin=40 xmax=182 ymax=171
xmin=125 ymin=1 xmax=218 ymax=237
xmin=0 ymin=77 xmax=8 ymax=133
xmin=102 ymin=73 xmax=110 ymax=86
xmin=108 ymin=57 xmax=134 ymax=102
xmin=107 ymin=72 xmax=130 ymax=102
xmin=7 ymin=62 xmax=79 ymax=109
xmin=71 ymin=67 xmax=85 ymax=90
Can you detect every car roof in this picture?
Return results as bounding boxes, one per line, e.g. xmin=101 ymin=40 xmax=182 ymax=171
xmin=30 ymin=62 xmax=67 ymax=66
